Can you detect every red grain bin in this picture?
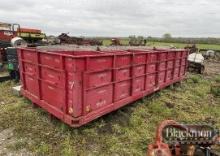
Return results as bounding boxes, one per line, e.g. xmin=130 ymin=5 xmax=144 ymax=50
xmin=17 ymin=48 xmax=188 ymax=127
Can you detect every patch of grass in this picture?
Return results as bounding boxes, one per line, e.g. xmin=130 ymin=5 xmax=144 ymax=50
xmin=0 ymin=73 xmax=220 ymax=155
xmin=102 ymin=39 xmax=111 ymax=46
xmin=188 ymin=74 xmax=202 ymax=83
xmin=6 ymin=139 xmax=28 ymax=151
xmin=60 ymin=133 xmax=76 ymax=156
xmin=215 ymin=75 xmax=220 ymax=83
xmin=148 ymin=41 xmax=220 ymax=51
xmin=102 ymin=38 xmax=129 ymax=46
xmin=211 ymin=84 xmax=220 ymax=97
xmin=210 ymin=75 xmax=220 ymax=97
xmin=35 ymin=142 xmax=51 ymax=155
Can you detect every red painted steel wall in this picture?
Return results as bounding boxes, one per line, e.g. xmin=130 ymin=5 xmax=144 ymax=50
xmin=18 ymin=48 xmax=188 ymax=127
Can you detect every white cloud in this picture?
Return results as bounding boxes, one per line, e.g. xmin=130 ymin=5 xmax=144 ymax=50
xmin=0 ymin=0 xmax=220 ymax=37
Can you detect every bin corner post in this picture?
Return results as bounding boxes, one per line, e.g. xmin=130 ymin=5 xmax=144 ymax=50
xmin=112 ymin=55 xmax=116 ymax=105
xmin=82 ymin=57 xmax=89 ymax=116
xmin=178 ymin=51 xmax=183 ymax=78
xmin=18 ymin=48 xmax=26 ymax=90
xmin=155 ymin=52 xmax=160 ymax=90
xmin=36 ymin=50 xmax=42 ymax=100
xmin=184 ymin=50 xmax=188 ymax=76
xmin=131 ymin=53 xmax=135 ymax=96
xmin=164 ymin=52 xmax=168 ymax=84
xmin=172 ymin=51 xmax=176 ymax=81
xmin=144 ymin=52 xmax=148 ymax=91
xmin=61 ymin=55 xmax=68 ymax=117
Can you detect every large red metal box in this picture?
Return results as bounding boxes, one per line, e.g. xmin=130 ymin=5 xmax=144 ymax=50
xmin=18 ymin=48 xmax=188 ymax=127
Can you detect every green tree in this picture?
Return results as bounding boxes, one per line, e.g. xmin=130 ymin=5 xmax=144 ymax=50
xmin=163 ymin=33 xmax=172 ymax=39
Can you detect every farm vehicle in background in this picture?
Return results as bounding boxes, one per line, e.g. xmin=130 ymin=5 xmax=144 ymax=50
xmin=0 ymin=22 xmax=46 ymax=47
xmin=110 ymin=38 xmax=122 ymax=46
xmin=185 ymin=44 xmax=205 ymax=74
xmin=185 ymin=44 xmax=217 ymax=74
xmin=58 ymin=33 xmax=103 ymax=46
xmin=129 ymin=35 xmax=147 ymax=46
xmin=0 ymin=22 xmax=46 ymax=81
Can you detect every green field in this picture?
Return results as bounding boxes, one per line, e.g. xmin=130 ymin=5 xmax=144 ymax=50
xmin=147 ymin=41 xmax=220 ymax=51
xmin=102 ymin=38 xmax=129 ymax=46
xmin=102 ymin=39 xmax=220 ymax=51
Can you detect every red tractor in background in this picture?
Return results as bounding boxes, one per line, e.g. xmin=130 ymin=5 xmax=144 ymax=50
xmin=0 ymin=23 xmax=19 ymax=49
xmin=0 ymin=22 xmax=46 ymax=47
xmin=0 ymin=22 xmax=20 ymax=79
xmin=0 ymin=23 xmax=18 ymax=40
xmin=0 ymin=22 xmax=46 ymax=81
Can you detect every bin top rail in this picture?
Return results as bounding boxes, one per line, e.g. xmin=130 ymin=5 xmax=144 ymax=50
xmin=18 ymin=47 xmax=187 ymax=59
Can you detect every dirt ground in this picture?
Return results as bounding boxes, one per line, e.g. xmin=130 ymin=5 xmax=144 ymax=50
xmin=0 ymin=128 xmax=32 ymax=156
